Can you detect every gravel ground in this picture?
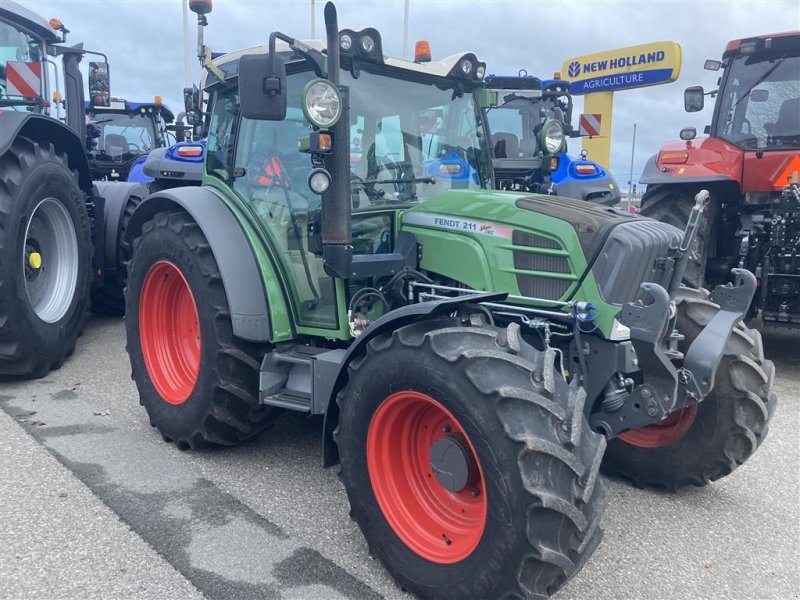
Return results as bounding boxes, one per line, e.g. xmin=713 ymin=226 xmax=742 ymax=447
xmin=0 ymin=317 xmax=798 ymax=599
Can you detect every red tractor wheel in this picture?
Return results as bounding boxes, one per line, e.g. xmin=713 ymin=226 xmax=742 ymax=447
xmin=336 ymin=319 xmax=608 ymax=599
xmin=139 ymin=260 xmax=201 ymax=405
xmin=617 ymin=405 xmax=698 ymax=448
xmin=125 ymin=210 xmax=276 ymax=449
xmin=367 ymin=390 xmax=487 ymax=563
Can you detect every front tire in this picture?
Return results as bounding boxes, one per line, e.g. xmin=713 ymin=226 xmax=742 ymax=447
xmin=601 ymin=288 xmax=777 ymax=490
xmin=0 ymin=136 xmax=92 ymax=379
xmin=336 ymin=319 xmax=608 ymax=599
xmin=125 ymin=210 xmax=276 ymax=449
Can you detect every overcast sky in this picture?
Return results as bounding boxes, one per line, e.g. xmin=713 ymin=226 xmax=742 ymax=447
xmin=25 ymin=0 xmax=799 ymax=188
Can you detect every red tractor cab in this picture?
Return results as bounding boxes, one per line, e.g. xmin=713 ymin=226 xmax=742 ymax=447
xmin=641 ymin=31 xmax=800 ymax=328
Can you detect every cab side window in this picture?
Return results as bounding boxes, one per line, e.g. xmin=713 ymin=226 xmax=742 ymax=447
xmin=206 ymin=92 xmax=238 ymax=181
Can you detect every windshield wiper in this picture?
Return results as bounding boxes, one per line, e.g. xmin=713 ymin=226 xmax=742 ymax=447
xmin=0 ymin=98 xmax=42 ymax=108
xmin=352 ymin=176 xmax=436 ymax=185
xmin=733 ymin=55 xmax=787 ymax=108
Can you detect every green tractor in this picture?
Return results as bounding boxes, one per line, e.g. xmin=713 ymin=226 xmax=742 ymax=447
xmin=124 ymin=2 xmax=776 ymax=597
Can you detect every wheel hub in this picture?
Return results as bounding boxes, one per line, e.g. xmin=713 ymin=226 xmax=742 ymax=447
xmin=430 ymin=433 xmax=479 ymax=493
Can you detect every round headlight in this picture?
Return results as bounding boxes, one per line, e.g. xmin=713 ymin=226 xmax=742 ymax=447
xmin=540 ymin=118 xmax=565 ymax=155
xmin=301 ymin=79 xmax=343 ymax=129
xmin=308 ymin=168 xmax=331 ymax=195
xmin=340 ymin=33 xmax=353 ymax=51
xmin=360 ymin=34 xmax=376 ymax=54
xmin=459 ymin=58 xmax=473 ymax=76
xmin=475 ymin=64 xmax=486 ymax=79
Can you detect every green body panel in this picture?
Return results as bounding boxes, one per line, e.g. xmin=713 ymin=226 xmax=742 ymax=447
xmin=401 ymin=189 xmax=620 ymax=336
xmin=203 ymin=173 xmax=620 ymax=340
xmin=202 ymin=178 xmax=295 ymax=342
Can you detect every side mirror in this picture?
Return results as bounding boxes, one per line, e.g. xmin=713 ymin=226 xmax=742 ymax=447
xmin=183 ymin=85 xmax=202 ymax=125
xmin=684 ymin=86 xmax=704 ymax=112
xmin=88 ymin=61 xmax=110 ymax=107
xmin=750 ymin=89 xmax=769 ymax=103
xmin=239 ymin=53 xmax=287 ymax=121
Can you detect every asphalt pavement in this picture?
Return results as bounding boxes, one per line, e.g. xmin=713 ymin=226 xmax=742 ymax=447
xmin=1 ymin=316 xmax=798 ymax=600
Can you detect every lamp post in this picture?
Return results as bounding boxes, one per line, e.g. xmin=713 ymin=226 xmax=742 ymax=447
xmin=628 ymin=122 xmax=637 ymax=205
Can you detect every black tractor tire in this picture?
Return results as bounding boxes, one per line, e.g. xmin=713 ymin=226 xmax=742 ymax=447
xmin=90 ymin=190 xmax=144 ymax=316
xmin=602 ymin=287 xmax=777 ymax=490
xmin=0 ymin=136 xmax=93 ymax=379
xmin=640 ymin=185 xmax=713 ymax=289
xmin=125 ymin=210 xmax=276 ymax=449
xmin=336 ymin=318 xmax=609 ymax=599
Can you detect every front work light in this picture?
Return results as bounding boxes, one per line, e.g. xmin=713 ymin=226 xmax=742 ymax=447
xmin=302 ymin=79 xmax=343 ymax=129
xmin=540 ymin=118 xmax=565 ymax=155
xmin=340 ymin=33 xmax=353 ymax=50
xmin=361 ymin=34 xmax=376 ymax=54
xmin=308 ymin=168 xmax=332 ymax=195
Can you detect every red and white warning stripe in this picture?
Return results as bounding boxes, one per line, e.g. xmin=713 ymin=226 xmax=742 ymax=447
xmin=579 ymin=113 xmax=602 ymax=137
xmin=6 ymin=61 xmax=42 ymax=99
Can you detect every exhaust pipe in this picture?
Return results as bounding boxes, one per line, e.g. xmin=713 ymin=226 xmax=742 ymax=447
xmin=321 ymin=1 xmax=353 ymax=277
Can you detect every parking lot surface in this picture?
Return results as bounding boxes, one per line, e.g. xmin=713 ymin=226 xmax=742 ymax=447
xmin=1 ymin=317 xmax=798 ymax=599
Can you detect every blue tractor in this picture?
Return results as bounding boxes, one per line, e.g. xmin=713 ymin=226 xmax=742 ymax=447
xmin=483 ymin=73 xmax=621 ymax=205
xmin=85 ymin=97 xmax=178 ymax=181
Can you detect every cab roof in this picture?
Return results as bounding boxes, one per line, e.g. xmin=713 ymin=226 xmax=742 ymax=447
xmin=0 ymin=0 xmax=59 ymax=44
xmin=203 ymin=38 xmax=482 ymax=90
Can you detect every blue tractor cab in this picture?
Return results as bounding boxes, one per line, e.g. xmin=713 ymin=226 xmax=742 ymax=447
xmin=483 ymin=73 xmax=620 ymax=205
xmin=85 ymin=97 xmax=176 ymax=181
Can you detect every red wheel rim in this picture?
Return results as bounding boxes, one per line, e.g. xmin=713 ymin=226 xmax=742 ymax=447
xmin=367 ymin=391 xmax=487 ymax=563
xmin=139 ymin=260 xmax=201 ymax=405
xmin=618 ymin=404 xmax=698 ymax=448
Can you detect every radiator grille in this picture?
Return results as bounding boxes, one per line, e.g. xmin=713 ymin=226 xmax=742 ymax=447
xmin=512 ymin=230 xmax=572 ymax=299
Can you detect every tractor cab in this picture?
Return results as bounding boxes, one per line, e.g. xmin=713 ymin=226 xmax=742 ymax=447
xmin=483 ymin=73 xmax=620 ymax=204
xmin=0 ymin=2 xmax=57 ymax=112
xmin=85 ymin=97 xmax=175 ymax=180
xmin=198 ymin=36 xmax=491 ymax=329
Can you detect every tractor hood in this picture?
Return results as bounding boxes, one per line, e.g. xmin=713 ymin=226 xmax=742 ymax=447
xmin=401 ymin=190 xmax=681 ymax=330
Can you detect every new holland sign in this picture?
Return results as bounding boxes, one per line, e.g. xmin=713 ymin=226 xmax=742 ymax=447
xmin=563 ymin=41 xmax=682 ymax=95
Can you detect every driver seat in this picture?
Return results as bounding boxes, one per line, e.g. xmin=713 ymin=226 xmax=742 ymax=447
xmin=104 ymin=133 xmax=128 ymax=157
xmin=765 ymin=97 xmax=800 ymax=138
xmin=492 ymin=132 xmax=520 ymax=158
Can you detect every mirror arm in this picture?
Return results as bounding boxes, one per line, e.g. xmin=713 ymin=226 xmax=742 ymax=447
xmin=268 ymin=32 xmax=325 ymax=78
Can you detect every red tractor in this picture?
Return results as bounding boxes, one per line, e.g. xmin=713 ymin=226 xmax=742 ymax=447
xmin=641 ymin=31 xmax=800 ymax=327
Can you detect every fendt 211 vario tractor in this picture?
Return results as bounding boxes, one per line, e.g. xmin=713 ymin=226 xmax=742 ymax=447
xmin=483 ymin=72 xmax=621 ymax=205
xmin=124 ymin=3 xmax=776 ymax=598
xmin=0 ymin=1 xmax=146 ymax=376
xmin=641 ymin=31 xmax=800 ymax=327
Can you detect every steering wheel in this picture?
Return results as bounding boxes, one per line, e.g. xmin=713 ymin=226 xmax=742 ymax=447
xmin=128 ymin=143 xmax=141 ymax=152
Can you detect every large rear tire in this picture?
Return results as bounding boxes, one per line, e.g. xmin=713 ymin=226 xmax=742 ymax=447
xmin=640 ymin=185 xmax=712 ymax=289
xmin=0 ymin=136 xmax=92 ymax=379
xmin=125 ymin=210 xmax=276 ymax=449
xmin=601 ymin=288 xmax=777 ymax=490
xmin=336 ymin=319 xmax=608 ymax=599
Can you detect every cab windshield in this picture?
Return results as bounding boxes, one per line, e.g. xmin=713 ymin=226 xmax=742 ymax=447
xmin=0 ymin=19 xmax=44 ymax=108
xmin=210 ymin=65 xmax=492 ymax=208
xmin=87 ymin=111 xmax=157 ymax=156
xmin=716 ymin=53 xmax=800 ymax=150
